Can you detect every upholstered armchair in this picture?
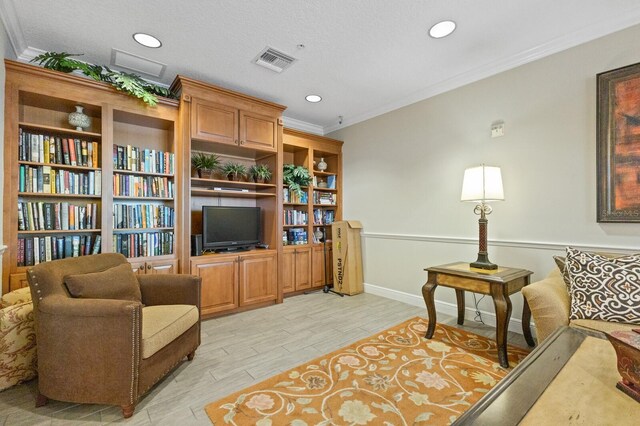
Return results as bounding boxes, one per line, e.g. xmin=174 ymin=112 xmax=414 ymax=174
xmin=27 ymin=253 xmax=201 ymax=418
xmin=0 ymin=287 xmax=36 ymax=391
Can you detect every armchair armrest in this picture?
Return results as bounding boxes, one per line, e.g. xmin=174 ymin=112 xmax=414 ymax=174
xmin=36 ymin=296 xmax=142 ymax=406
xmin=138 ymin=274 xmax=201 ymax=308
xmin=522 ymin=274 xmax=570 ymax=342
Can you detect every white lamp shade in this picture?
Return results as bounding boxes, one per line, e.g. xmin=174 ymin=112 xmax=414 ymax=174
xmin=461 ymin=165 xmax=504 ymax=202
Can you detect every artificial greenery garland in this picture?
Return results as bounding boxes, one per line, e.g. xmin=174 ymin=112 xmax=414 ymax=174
xmin=31 ymin=52 xmax=176 ymax=106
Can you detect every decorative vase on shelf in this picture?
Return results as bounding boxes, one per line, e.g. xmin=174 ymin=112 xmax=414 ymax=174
xmin=314 ymin=228 xmax=324 ymax=242
xmin=317 ymin=157 xmax=327 ymax=172
xmin=68 ymin=105 xmax=91 ymax=131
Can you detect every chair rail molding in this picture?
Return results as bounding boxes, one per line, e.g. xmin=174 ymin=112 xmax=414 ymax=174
xmin=361 ymin=232 xmax=638 ymax=254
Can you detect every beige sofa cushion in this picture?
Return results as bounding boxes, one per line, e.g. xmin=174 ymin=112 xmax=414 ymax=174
xmin=142 ymin=305 xmax=198 ymax=359
xmin=571 ymin=319 xmax=637 ymax=336
xmin=0 ymin=301 xmax=37 ymax=391
xmin=1 ymin=287 xmax=32 ymax=309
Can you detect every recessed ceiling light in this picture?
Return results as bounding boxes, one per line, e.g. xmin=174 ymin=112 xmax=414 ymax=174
xmin=305 ymin=94 xmax=322 ymax=103
xmin=429 ymin=20 xmax=456 ymax=39
xmin=133 ymin=33 xmax=162 ymax=48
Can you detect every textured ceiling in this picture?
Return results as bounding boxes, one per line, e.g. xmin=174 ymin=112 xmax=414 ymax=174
xmin=3 ymin=0 xmax=640 ymax=133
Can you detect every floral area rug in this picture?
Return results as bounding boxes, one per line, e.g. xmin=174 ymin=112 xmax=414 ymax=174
xmin=205 ymin=316 xmax=530 ymax=425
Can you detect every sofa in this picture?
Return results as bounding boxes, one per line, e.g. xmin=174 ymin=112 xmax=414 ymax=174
xmin=28 ymin=253 xmax=202 ymax=418
xmin=523 ymin=259 xmax=637 ymax=342
xmin=0 ymin=286 xmax=37 ymax=391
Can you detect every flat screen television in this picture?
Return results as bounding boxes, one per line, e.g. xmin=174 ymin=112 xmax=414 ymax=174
xmin=202 ymin=206 xmax=261 ymax=252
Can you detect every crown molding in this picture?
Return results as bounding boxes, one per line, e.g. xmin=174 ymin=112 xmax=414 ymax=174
xmin=324 ymin=9 xmax=640 ymax=134
xmin=282 ymin=116 xmax=324 ymax=135
xmin=17 ymin=46 xmax=45 ymax=62
xmin=0 ymin=0 xmax=25 ymax=57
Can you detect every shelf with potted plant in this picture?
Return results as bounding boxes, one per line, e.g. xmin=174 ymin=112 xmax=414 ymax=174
xmin=190 ymin=155 xmax=276 ymax=198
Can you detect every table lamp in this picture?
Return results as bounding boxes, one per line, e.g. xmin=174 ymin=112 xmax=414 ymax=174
xmin=461 ymin=164 xmax=504 ymax=270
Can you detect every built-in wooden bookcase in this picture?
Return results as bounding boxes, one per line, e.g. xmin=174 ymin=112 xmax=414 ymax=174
xmin=171 ymin=76 xmax=285 ymax=318
xmin=2 ymin=60 xmax=180 ymax=293
xmin=282 ymin=128 xmax=343 ymax=295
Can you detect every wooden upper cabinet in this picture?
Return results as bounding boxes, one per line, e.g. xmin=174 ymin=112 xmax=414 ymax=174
xmin=192 ymin=99 xmax=239 ymax=146
xmin=191 ymin=97 xmax=277 ymax=152
xmin=239 ymin=110 xmax=277 ymax=151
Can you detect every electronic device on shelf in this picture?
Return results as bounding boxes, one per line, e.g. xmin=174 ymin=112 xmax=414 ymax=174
xmin=202 ymin=206 xmax=261 ymax=252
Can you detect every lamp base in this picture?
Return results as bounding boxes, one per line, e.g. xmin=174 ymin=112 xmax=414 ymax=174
xmin=470 ymin=252 xmax=498 ymax=270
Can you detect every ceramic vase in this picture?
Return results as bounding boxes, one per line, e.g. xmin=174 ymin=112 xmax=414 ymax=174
xmin=317 ymin=157 xmax=327 ymax=171
xmin=68 ymin=105 xmax=91 ymax=131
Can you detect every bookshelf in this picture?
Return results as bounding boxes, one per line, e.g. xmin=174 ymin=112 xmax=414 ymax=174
xmin=282 ymin=128 xmax=343 ymax=295
xmin=2 ymin=60 xmax=181 ymax=293
xmin=171 ymin=76 xmax=285 ymax=318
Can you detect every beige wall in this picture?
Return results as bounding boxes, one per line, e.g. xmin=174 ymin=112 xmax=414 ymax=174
xmin=329 ymin=24 xmax=640 ymax=332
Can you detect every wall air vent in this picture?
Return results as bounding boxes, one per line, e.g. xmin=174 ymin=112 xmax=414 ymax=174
xmin=254 ymin=47 xmax=296 ymax=73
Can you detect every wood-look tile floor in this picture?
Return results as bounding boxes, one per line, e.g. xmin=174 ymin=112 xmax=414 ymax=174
xmin=0 ymin=292 xmax=529 ymax=425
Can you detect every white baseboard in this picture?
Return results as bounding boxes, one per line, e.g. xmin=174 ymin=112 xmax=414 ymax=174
xmin=364 ymin=282 xmax=534 ymax=336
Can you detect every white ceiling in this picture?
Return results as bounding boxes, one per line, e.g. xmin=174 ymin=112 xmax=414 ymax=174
xmin=3 ymin=0 xmax=640 ymax=134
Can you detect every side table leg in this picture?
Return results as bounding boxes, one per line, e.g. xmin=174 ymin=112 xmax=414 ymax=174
xmin=422 ymin=279 xmax=438 ymax=339
xmin=455 ymin=289 xmax=465 ymax=325
xmin=491 ymin=285 xmax=512 ymax=368
xmin=522 ymin=297 xmax=536 ymax=347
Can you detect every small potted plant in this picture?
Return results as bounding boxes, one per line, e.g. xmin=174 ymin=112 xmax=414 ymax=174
xmin=283 ymin=164 xmax=311 ymax=198
xmin=191 ymin=152 xmax=221 ymax=179
xmin=223 ymin=162 xmax=248 ymax=181
xmin=249 ymin=164 xmax=272 ymax=183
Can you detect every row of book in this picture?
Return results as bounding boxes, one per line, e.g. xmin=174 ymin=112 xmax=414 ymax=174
xmin=283 ymin=187 xmax=308 ymax=204
xmin=313 ymin=191 xmax=337 ymax=205
xmin=313 ymin=208 xmax=335 ymax=225
xmin=113 ymin=232 xmax=174 ymax=258
xmin=19 ymin=129 xmax=99 ymax=167
xmin=284 ymin=209 xmax=308 ymax=226
xmin=19 ymin=165 xmax=102 ymax=196
xmin=17 ymin=235 xmax=101 ymax=266
xmin=18 ymin=202 xmax=98 ymax=231
xmin=284 ymin=228 xmax=308 ymax=245
xmin=113 ymin=174 xmax=174 ymax=198
xmin=113 ymin=144 xmax=174 ymax=175
xmin=313 ymin=174 xmax=337 ymax=189
xmin=113 ymin=204 xmax=174 ymax=229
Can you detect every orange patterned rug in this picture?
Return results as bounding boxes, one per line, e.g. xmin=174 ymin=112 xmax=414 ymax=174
xmin=205 ymin=316 xmax=530 ymax=425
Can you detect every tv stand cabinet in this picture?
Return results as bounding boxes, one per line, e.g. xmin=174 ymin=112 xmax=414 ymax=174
xmin=190 ymin=249 xmax=277 ymax=318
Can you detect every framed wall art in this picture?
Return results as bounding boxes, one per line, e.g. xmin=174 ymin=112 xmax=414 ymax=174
xmin=597 ymin=62 xmax=640 ymax=222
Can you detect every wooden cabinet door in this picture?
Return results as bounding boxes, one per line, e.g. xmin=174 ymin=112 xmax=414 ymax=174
xmin=191 ymin=258 xmax=238 ymax=315
xmin=9 ymin=273 xmax=28 ymax=291
xmin=239 ymin=110 xmax=277 ymax=152
xmin=294 ymin=247 xmax=312 ymax=291
xmin=129 ymin=260 xmax=147 ymax=275
xmin=238 ymin=253 xmax=277 ymax=306
xmin=192 ymin=99 xmax=239 ymax=146
xmin=312 ymin=245 xmax=327 ymax=287
xmin=281 ymin=248 xmax=295 ymax=293
xmin=146 ymin=259 xmax=178 ymax=274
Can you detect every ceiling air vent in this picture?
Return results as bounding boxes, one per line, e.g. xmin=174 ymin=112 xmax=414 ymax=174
xmin=254 ymin=47 xmax=296 ymax=73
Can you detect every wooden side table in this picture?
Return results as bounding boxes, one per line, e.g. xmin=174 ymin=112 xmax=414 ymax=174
xmin=422 ymin=262 xmax=535 ymax=368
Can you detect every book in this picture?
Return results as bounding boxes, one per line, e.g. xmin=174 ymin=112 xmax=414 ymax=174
xmin=42 ymin=165 xmax=51 ymax=193
xmin=64 ymin=236 xmax=72 ymax=258
xmin=33 ymin=236 xmax=40 ymax=265
xmin=62 ymin=138 xmax=71 ymax=165
xmin=44 ymin=236 xmax=52 ymax=262
xmin=81 ymin=140 xmax=88 ymax=167
xmin=68 ymin=138 xmax=77 ymax=166
xmin=92 ymin=142 xmax=98 ymax=167
xmin=55 ymin=137 xmax=63 ymax=164
xmin=43 ymin=136 xmax=50 ymax=163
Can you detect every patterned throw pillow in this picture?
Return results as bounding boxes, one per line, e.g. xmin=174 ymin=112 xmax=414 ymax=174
xmin=565 ymin=247 xmax=640 ymax=324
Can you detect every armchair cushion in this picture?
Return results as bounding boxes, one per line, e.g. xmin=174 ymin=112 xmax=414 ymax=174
xmin=565 ymin=247 xmax=640 ymax=324
xmin=64 ymin=263 xmax=141 ymax=302
xmin=1 ymin=287 xmax=32 ymax=308
xmin=141 ymin=305 xmax=199 ymax=359
xmin=0 ymin=300 xmax=36 ymax=391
